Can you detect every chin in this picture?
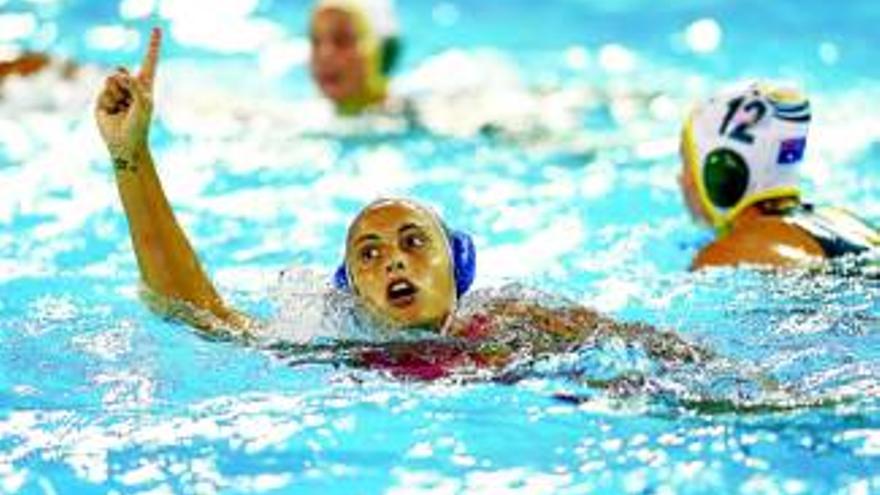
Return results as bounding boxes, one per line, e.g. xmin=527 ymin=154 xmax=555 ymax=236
xmin=316 ymin=83 xmax=344 ymax=102
xmin=322 ymin=89 xmax=344 ymax=103
xmin=388 ymin=310 xmax=445 ymax=331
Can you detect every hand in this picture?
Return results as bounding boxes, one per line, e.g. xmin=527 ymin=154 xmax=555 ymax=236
xmin=95 ymin=27 xmax=161 ymax=167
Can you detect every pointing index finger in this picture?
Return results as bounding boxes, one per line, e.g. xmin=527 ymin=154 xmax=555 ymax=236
xmin=137 ymin=27 xmax=161 ymax=88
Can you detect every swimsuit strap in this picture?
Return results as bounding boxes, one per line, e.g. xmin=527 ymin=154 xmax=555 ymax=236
xmin=779 ymin=204 xmax=879 ymax=258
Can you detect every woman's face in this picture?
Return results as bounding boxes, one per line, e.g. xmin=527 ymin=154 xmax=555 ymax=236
xmin=346 ymin=201 xmax=457 ymax=330
xmin=309 ymin=8 xmax=370 ymax=106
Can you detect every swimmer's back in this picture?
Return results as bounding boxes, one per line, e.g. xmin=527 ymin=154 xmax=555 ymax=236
xmin=693 ymin=204 xmax=879 ymax=270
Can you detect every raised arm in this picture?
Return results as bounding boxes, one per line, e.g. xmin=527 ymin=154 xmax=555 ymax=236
xmin=95 ymin=28 xmax=252 ymax=335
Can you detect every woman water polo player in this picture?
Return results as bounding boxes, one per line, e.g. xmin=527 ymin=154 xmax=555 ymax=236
xmin=94 ymin=28 xmax=706 ymax=379
xmin=679 ymin=81 xmax=879 ymax=270
xmin=309 ymin=0 xmax=401 ymax=114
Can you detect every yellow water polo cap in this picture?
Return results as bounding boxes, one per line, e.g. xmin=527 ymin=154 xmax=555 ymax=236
xmin=315 ymin=0 xmax=401 ymax=73
xmin=682 ymin=81 xmax=811 ymax=231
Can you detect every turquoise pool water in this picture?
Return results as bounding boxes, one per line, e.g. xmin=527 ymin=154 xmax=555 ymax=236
xmin=1 ymin=0 xmax=880 ymax=493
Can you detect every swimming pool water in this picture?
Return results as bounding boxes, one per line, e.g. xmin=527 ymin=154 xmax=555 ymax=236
xmin=1 ymin=0 xmax=880 ymax=493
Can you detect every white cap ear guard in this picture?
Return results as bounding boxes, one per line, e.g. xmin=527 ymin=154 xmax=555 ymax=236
xmin=682 ymin=81 xmax=811 ymax=230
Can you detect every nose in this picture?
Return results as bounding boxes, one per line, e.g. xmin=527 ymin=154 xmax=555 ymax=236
xmin=312 ymin=40 xmax=335 ymax=62
xmin=385 ymin=258 xmax=405 ymax=274
xmin=314 ymin=43 xmax=328 ymax=59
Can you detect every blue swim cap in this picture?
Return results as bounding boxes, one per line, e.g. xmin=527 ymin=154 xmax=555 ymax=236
xmin=333 ymin=228 xmax=476 ymax=298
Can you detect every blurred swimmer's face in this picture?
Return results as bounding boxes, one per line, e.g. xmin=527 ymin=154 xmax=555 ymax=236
xmin=346 ymin=201 xmax=457 ymax=330
xmin=310 ymin=8 xmax=370 ymax=106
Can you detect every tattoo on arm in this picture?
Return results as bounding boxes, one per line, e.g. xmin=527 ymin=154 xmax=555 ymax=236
xmin=113 ymin=156 xmax=138 ymax=173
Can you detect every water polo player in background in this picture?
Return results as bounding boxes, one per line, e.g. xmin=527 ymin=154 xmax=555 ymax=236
xmin=94 ymin=28 xmax=706 ymax=379
xmin=306 ymin=0 xmax=663 ymax=150
xmin=0 ymin=52 xmax=52 ymax=82
xmin=0 ymin=52 xmax=78 ymax=88
xmin=309 ymin=0 xmax=401 ymax=114
xmin=679 ymin=81 xmax=879 ymax=270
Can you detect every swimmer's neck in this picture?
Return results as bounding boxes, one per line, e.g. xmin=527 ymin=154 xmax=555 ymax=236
xmin=369 ymin=308 xmax=453 ymax=335
xmin=335 ymin=84 xmax=388 ymax=116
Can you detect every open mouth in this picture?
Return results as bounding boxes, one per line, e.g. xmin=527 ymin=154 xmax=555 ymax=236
xmin=386 ymin=278 xmax=418 ymax=308
xmin=318 ymin=71 xmax=342 ymax=89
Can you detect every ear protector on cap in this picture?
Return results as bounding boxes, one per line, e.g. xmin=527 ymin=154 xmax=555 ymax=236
xmin=333 ymin=228 xmax=476 ymax=297
xmin=703 ymin=148 xmax=750 ymax=208
xmin=380 ymin=37 xmax=401 ymax=75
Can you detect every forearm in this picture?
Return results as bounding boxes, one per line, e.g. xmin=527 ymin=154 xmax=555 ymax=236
xmin=112 ymin=145 xmax=232 ymax=323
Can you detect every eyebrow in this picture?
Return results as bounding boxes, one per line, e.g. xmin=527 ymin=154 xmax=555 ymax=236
xmin=398 ymin=223 xmax=424 ymax=234
xmin=354 ymin=233 xmax=382 ymax=246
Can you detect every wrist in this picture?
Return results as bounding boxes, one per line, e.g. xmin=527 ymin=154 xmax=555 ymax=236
xmin=110 ymin=143 xmax=149 ymax=173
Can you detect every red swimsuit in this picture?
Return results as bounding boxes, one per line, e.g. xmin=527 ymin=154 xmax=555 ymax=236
xmin=357 ymin=313 xmax=497 ymax=380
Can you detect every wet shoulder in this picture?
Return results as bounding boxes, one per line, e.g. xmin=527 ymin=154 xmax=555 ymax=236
xmin=450 ymin=286 xmax=629 ymax=349
xmin=694 ymin=217 xmax=825 ymax=269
